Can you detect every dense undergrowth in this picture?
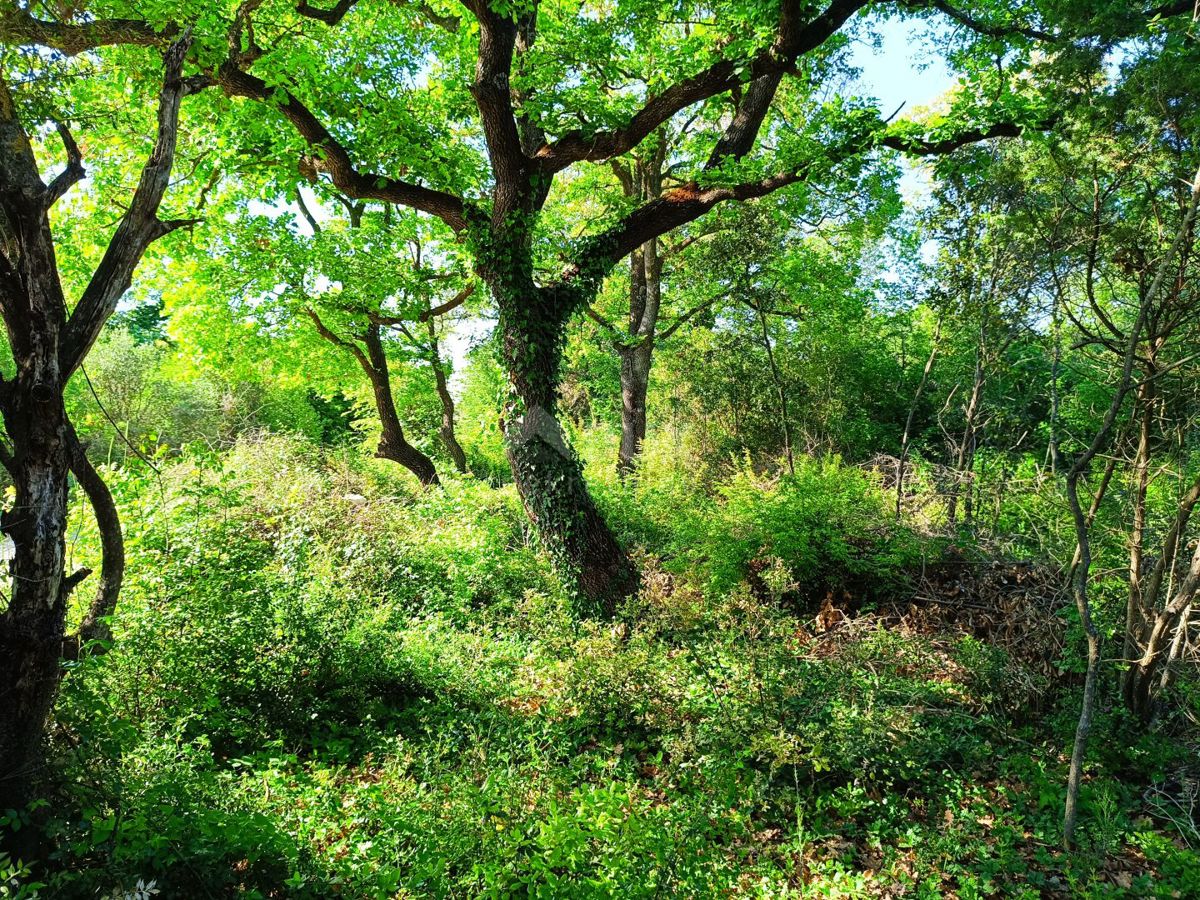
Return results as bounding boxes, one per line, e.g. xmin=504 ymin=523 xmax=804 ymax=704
xmin=4 ymin=435 xmax=1198 ymax=898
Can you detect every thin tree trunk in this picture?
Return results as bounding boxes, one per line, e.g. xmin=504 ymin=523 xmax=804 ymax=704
xmin=1125 ymin=374 xmax=1156 ymax=664
xmin=1126 ymin=539 xmax=1200 ymax=720
xmin=950 ymin=338 xmax=985 ymax=528
xmin=756 ymin=300 xmax=794 ymax=476
xmin=1060 ymin=159 xmax=1200 ymax=850
xmin=308 ymin=310 xmax=441 ymax=487
xmin=64 ymin=426 xmax=125 ymax=656
xmin=897 ymin=316 xmax=942 ymax=520
xmin=426 ymin=318 xmax=468 ymax=474
xmin=361 ymin=324 xmax=441 ymax=487
xmin=615 ymin=148 xmax=665 ymax=477
xmin=1122 ymin=470 xmax=1200 ymax=715
xmin=618 ymin=342 xmax=652 ymax=476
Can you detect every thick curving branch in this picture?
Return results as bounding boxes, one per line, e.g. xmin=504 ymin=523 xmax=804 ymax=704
xmin=217 ymin=65 xmax=468 ymax=230
xmin=569 ymin=117 xmax=1037 ymax=289
xmin=535 ymin=0 xmax=871 ymax=173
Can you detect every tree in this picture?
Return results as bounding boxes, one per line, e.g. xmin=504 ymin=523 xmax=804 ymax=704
xmin=0 ymin=32 xmax=197 ymax=812
xmin=286 ymin=195 xmax=473 ymax=484
xmin=4 ymin=0 xmax=1186 ymax=614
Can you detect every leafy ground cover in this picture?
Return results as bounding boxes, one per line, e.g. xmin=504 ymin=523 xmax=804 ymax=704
xmin=4 ymin=435 xmax=1196 ymax=898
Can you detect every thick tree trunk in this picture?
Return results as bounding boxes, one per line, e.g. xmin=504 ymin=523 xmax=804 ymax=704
xmin=0 ymin=34 xmax=191 ymax=831
xmin=497 ymin=285 xmax=637 ymax=614
xmin=0 ymin=379 xmax=72 ymax=814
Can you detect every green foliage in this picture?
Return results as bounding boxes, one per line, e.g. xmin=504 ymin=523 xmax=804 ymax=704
xmin=22 ymin=436 xmax=1193 ymax=897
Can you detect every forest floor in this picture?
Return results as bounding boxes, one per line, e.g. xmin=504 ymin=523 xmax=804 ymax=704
xmin=10 ymin=435 xmax=1200 ymax=898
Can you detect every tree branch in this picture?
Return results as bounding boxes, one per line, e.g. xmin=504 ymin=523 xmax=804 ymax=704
xmin=216 ymin=64 xmax=468 ymax=230
xmin=906 ymin=0 xmax=1057 ymax=41
xmin=659 ymin=294 xmax=720 ymax=341
xmin=44 ymin=121 xmax=84 ymax=208
xmin=306 ymin=306 xmax=372 ymax=370
xmin=295 ymin=0 xmax=360 ymax=25
xmin=535 ymin=0 xmax=871 ymax=173
xmin=60 ymin=29 xmax=196 ymax=380
xmin=419 ymin=282 xmax=475 ymax=321
xmin=0 ymin=8 xmax=168 ymax=56
xmin=66 ymin=426 xmax=124 ymax=654
xmin=568 ymin=117 xmax=1042 ymax=291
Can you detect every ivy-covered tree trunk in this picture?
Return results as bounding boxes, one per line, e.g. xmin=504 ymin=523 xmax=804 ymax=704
xmin=495 ymin=281 xmax=637 ymax=614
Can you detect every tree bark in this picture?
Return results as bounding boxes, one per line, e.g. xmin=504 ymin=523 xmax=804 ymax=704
xmin=66 ymin=427 xmax=125 ymax=653
xmin=361 ymin=324 xmax=441 ymax=486
xmin=0 ymin=36 xmax=192 ymax=817
xmin=0 ymin=383 xmax=73 ymax=813
xmin=617 ymin=341 xmax=652 ymax=477
xmin=497 ymin=283 xmax=637 ymax=615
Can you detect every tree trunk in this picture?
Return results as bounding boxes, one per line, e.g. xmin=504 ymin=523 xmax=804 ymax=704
xmin=427 ymin=318 xmax=468 ymax=475
xmin=362 ymin=325 xmax=440 ymax=487
xmin=949 ymin=345 xmax=985 ymax=528
xmin=613 ymin=149 xmax=665 ymax=477
xmin=65 ymin=426 xmax=125 ymax=655
xmin=755 ymin=299 xmax=794 ymax=475
xmin=308 ymin=312 xmax=442 ymax=488
xmin=0 ymin=376 xmax=72 ymax=814
xmin=617 ymin=341 xmax=652 ymax=477
xmin=497 ymin=284 xmax=637 ymax=614
xmin=896 ymin=316 xmax=942 ymax=520
xmin=1125 ymin=537 xmax=1200 ymax=721
xmin=1122 ymin=470 xmax=1200 ymax=717
xmin=1125 ymin=374 xmax=1155 ymax=664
